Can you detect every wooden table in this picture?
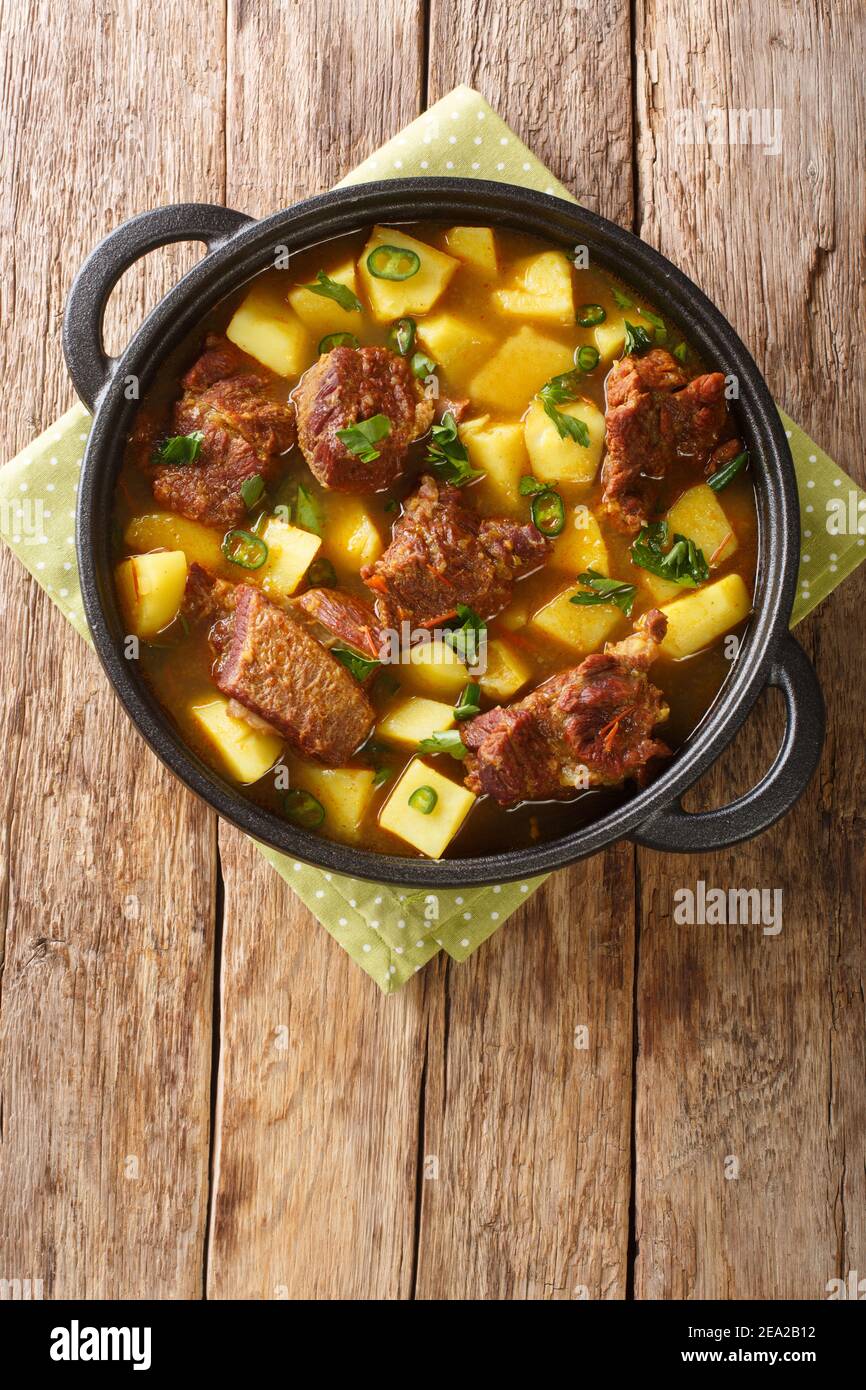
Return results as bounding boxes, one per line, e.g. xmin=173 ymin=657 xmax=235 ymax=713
xmin=1 ymin=0 xmax=863 ymax=1301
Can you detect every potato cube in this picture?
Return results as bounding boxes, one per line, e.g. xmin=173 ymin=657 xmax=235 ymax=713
xmin=358 ymin=226 xmax=458 ymax=322
xmin=550 ymin=506 xmax=610 ymax=575
xmin=477 ymin=638 xmax=534 ymax=701
xmin=523 ymin=397 xmax=605 ymax=484
xmin=442 ymin=225 xmax=498 ymax=276
xmin=191 ymin=696 xmax=283 ymax=784
xmin=226 ymin=280 xmax=312 ymax=378
xmin=416 ymin=311 xmax=494 ymax=376
xmin=499 ymin=591 xmax=531 ymax=631
xmin=289 ymin=764 xmax=376 ymax=841
xmin=639 ymin=485 xmax=739 ymax=603
xmin=287 ymin=258 xmax=361 ymax=341
xmin=593 ymin=315 xmax=627 ymax=363
xmin=495 ymin=251 xmax=574 ymax=325
xmin=407 ymin=638 xmax=468 ymax=699
xmin=320 ymin=495 xmax=384 ymax=570
xmin=459 ymin=416 xmax=529 ymax=509
xmin=115 ymin=550 xmax=188 ymax=638
xmin=260 ymin=517 xmax=321 ymax=597
xmin=660 ymin=574 xmax=752 ymax=660
xmin=379 ymin=759 xmax=476 ymax=859
xmin=468 ymin=327 xmax=574 ymax=413
xmin=124 ymin=512 xmax=227 ymax=574
xmin=376 ymin=695 xmax=456 ymax=748
xmin=529 ymin=584 xmax=623 ymax=654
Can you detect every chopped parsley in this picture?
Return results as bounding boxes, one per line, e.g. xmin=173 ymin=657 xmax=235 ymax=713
xmin=708 ymin=449 xmax=749 ymax=493
xmin=332 ymin=647 xmax=380 ymax=683
xmin=570 ymin=569 xmax=637 ymax=617
xmin=417 ymin=729 xmax=468 ymax=760
xmin=443 ymin=604 xmax=486 ymax=666
xmin=538 ymin=371 xmax=591 ymax=446
xmin=454 ymin=682 xmax=482 ymax=721
xmin=425 ymin=411 xmax=484 ymax=486
xmin=299 ymin=270 xmax=361 ymax=313
xmin=630 ymin=521 xmax=709 ymax=587
xmin=623 ymin=321 xmax=654 ymax=356
xmin=336 ymin=414 xmax=391 ymax=464
xmin=155 ymin=431 xmax=204 ymax=464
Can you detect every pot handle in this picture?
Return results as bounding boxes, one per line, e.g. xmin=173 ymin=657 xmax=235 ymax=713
xmin=631 ymin=632 xmax=824 ymax=853
xmin=62 ymin=203 xmax=253 ymax=412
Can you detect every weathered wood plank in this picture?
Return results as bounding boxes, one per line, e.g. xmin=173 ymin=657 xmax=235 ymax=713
xmin=632 ymin=0 xmax=866 ymax=1298
xmin=206 ymin=0 xmax=429 ymax=1300
xmin=413 ymin=0 xmax=637 ymax=1300
xmin=0 ymin=0 xmax=224 ymax=1297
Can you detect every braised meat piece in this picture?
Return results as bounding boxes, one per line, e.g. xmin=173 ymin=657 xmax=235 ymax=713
xmin=294 ymin=345 xmax=434 ymax=492
xmin=601 ymin=348 xmax=737 ymax=533
xmin=295 ymin=587 xmax=383 ymax=661
xmin=361 ymin=474 xmax=551 ymax=628
xmin=152 ymin=336 xmax=296 ymax=529
xmin=182 ymin=565 xmax=374 ymax=764
xmin=461 ymin=610 xmax=671 ymax=806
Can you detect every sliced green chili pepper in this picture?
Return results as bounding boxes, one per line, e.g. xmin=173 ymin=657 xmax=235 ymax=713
xmin=576 ymin=345 xmax=600 ymax=372
xmin=318 ymin=331 xmax=359 ymax=354
xmin=221 ymin=528 xmax=269 ymax=570
xmin=531 ymin=489 xmax=566 ymax=537
xmin=577 ymin=304 xmax=606 ymax=327
xmin=408 ymin=785 xmax=438 ymax=814
xmin=282 ymin=789 xmax=325 ymax=829
xmin=411 ymin=351 xmax=436 ymax=380
xmin=386 ymin=318 xmax=416 ymax=355
xmin=367 ymin=244 xmax=421 ymax=280
xmin=240 ymin=474 xmax=265 ymax=510
xmin=306 ymin=557 xmax=338 ymax=587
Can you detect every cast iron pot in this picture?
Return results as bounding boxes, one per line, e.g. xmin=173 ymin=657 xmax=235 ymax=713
xmin=64 ymin=179 xmax=824 ymax=887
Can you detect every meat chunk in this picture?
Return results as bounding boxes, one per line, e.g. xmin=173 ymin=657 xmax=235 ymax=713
xmin=361 ymin=474 xmax=551 ymax=628
xmin=152 ymin=336 xmax=296 ymax=529
xmin=461 ymin=610 xmax=671 ymax=806
xmin=601 ymin=348 xmax=736 ymax=533
xmin=294 ymin=345 xmax=434 ymax=492
xmin=294 ymin=588 xmax=383 ymax=661
xmin=182 ymin=565 xmax=374 ymax=764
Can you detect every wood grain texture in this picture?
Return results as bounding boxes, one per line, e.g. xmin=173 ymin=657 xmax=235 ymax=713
xmin=631 ymin=0 xmax=866 ymax=1298
xmin=205 ymin=0 xmax=430 ymax=1300
xmin=0 ymin=0 xmax=224 ymax=1297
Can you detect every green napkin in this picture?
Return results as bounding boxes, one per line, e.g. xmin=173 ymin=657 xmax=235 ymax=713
xmin=2 ymin=87 xmax=863 ymax=992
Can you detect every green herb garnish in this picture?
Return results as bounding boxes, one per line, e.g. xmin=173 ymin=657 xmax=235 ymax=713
xmin=623 ymin=321 xmax=654 ymax=356
xmin=426 ymin=412 xmax=483 ymax=486
xmin=240 ymin=474 xmax=265 ymax=510
xmin=538 ymin=371 xmax=591 ymax=446
xmin=295 ymin=482 xmax=323 ymax=534
xmin=443 ymin=604 xmax=486 ymax=666
xmin=372 ymin=767 xmax=392 ymax=789
xmin=570 ymin=569 xmax=637 ymax=617
xmin=221 ymin=528 xmax=269 ymax=570
xmin=306 ymin=557 xmax=338 ymax=588
xmin=708 ymin=449 xmax=749 ymax=493
xmin=454 ymin=682 xmax=482 ymax=721
xmin=336 ymin=414 xmax=391 ymax=464
xmin=519 ymin=474 xmax=549 ymax=496
xmin=630 ymin=521 xmax=709 ymax=587
xmin=408 ymin=785 xmax=439 ymax=813
xmin=299 ymin=270 xmax=361 ymax=313
xmin=333 ymin=647 xmax=380 ymax=683
xmin=318 ymin=331 xmax=359 ymax=354
xmin=673 ymin=342 xmax=689 ymax=364
xmin=416 ymin=730 xmax=468 ymax=761
xmin=282 ymin=789 xmax=325 ymax=829
xmin=156 ymin=431 xmax=204 ymax=464
xmin=612 ymin=287 xmax=634 ymax=310
xmin=411 ymin=351 xmax=437 ymax=380
xmin=637 ymin=307 xmax=667 ymax=344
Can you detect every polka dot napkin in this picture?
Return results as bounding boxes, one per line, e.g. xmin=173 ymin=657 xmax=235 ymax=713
xmin=2 ymin=86 xmax=863 ymax=991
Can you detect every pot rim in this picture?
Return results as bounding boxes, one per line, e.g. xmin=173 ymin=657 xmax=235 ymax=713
xmin=73 ymin=178 xmax=799 ymax=887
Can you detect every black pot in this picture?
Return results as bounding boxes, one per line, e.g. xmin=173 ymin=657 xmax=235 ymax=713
xmin=63 ymin=179 xmax=824 ymax=887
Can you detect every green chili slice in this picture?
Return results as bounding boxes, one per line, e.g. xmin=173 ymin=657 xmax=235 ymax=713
xmin=386 ymin=317 xmax=416 ymax=355
xmin=411 ymin=350 xmax=436 ymax=379
xmin=221 ymin=528 xmax=269 ymax=570
xmin=306 ymin=557 xmax=338 ymax=587
xmin=282 ymin=789 xmax=325 ymax=829
xmin=408 ymin=785 xmax=438 ymax=814
xmin=240 ymin=474 xmax=265 ymax=510
xmin=577 ymin=304 xmax=606 ymax=327
xmin=531 ymin=489 xmax=566 ymax=537
xmin=318 ymin=331 xmax=359 ymax=354
xmin=576 ymin=345 xmax=600 ymax=372
xmin=367 ymin=244 xmax=421 ymax=281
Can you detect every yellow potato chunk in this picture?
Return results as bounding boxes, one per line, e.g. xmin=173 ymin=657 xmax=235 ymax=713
xmin=376 ymin=695 xmax=456 ymax=749
xmin=406 ymin=638 xmax=468 ymax=699
xmin=499 ymin=591 xmax=531 ymax=631
xmin=191 ymin=696 xmax=283 ymax=784
xmin=442 ymin=225 xmax=498 ymax=276
xmin=494 ymin=251 xmax=575 ymax=325
xmin=379 ymin=759 xmax=476 ymax=859
xmin=523 ymin=396 xmax=605 ymax=485
xmin=124 ymin=512 xmax=226 ymax=574
xmin=358 ymin=226 xmax=458 ymax=322
xmin=115 ymin=550 xmax=188 ymax=638
xmin=594 ymin=315 xmax=628 ymax=364
xmin=468 ymin=327 xmax=574 ymax=413
xmin=416 ymin=311 xmax=494 ymax=377
xmin=286 ymin=258 xmax=361 ymax=341
xmin=459 ymin=416 xmax=529 ymax=509
xmin=529 ymin=584 xmax=623 ymax=654
xmin=226 ymin=280 xmax=312 ymax=378
xmin=478 ymin=638 xmax=534 ymax=701
xmin=660 ymin=574 xmax=752 ymax=660
xmin=259 ymin=517 xmax=321 ymax=598
xmin=289 ymin=764 xmax=376 ymax=841
xmin=550 ymin=506 xmax=610 ymax=575
xmin=320 ymin=495 xmax=384 ymax=570
xmin=640 ymin=485 xmax=739 ymax=603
